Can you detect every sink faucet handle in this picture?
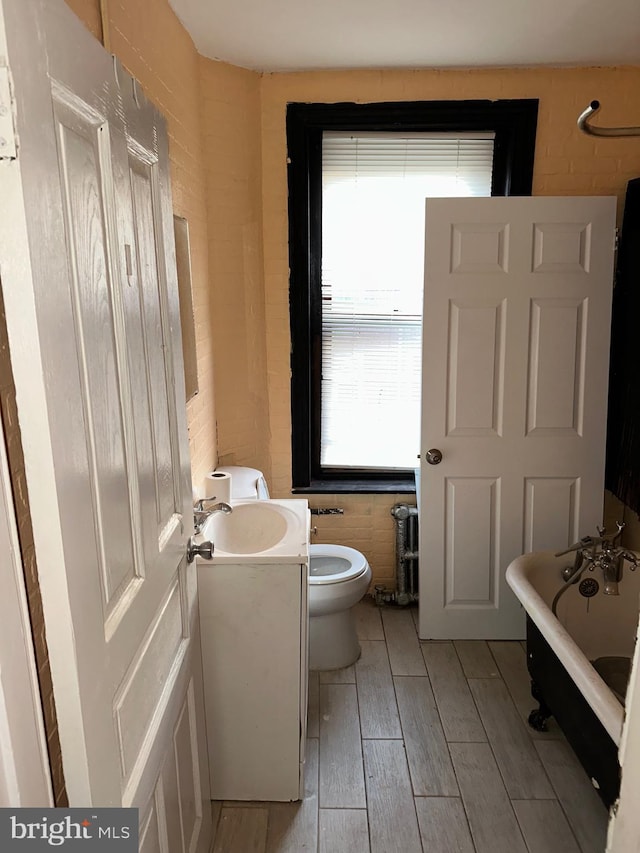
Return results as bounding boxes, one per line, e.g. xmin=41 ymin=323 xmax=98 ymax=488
xmin=621 ymin=550 xmax=638 ymax=569
xmin=193 ymin=509 xmax=209 ymax=533
xmin=195 ymin=495 xmax=218 ymax=511
xmin=193 ymin=500 xmax=232 ymax=534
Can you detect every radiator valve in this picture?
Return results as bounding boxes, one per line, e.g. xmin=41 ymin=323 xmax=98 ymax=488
xmin=374 ymin=584 xmax=395 ymax=606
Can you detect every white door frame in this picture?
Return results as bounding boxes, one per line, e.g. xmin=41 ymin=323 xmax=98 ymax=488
xmin=0 ymin=395 xmax=53 ymax=806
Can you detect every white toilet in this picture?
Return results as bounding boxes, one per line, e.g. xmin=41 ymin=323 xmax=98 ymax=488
xmin=216 ymin=466 xmax=372 ymax=670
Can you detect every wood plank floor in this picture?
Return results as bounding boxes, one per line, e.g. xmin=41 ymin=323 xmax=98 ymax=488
xmin=210 ymin=598 xmax=610 ymax=852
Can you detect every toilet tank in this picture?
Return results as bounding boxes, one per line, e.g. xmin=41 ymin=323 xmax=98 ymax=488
xmin=215 ymin=466 xmax=270 ymax=500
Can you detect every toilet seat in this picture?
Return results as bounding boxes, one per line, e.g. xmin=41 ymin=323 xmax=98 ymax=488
xmin=309 ymin=544 xmax=369 ymax=585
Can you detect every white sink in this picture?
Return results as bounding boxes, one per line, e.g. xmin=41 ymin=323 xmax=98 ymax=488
xmin=199 ymin=499 xmax=309 ymax=564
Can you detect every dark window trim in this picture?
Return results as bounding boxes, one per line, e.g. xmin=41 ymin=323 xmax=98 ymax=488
xmin=287 ymin=99 xmax=539 ymax=493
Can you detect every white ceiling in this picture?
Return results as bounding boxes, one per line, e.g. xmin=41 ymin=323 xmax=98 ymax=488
xmin=168 ymin=0 xmax=640 ymax=72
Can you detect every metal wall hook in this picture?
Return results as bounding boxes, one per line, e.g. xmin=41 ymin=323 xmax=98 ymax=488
xmin=577 ymin=101 xmax=640 ymax=137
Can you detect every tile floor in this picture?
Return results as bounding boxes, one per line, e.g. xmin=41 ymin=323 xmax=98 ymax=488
xmin=210 ymin=598 xmax=610 ymax=853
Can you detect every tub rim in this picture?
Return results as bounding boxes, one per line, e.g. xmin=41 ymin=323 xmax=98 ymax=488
xmin=506 ymin=550 xmax=624 ymax=746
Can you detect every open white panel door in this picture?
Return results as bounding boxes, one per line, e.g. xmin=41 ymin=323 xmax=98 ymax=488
xmin=0 ymin=0 xmax=212 ymax=848
xmin=420 ymin=196 xmax=616 ymax=639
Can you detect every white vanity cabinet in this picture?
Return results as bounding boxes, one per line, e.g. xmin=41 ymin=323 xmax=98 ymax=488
xmin=196 ymin=499 xmax=309 ymax=802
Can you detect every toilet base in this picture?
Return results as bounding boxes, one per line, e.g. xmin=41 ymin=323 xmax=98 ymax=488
xmin=309 ymin=608 xmax=361 ymax=671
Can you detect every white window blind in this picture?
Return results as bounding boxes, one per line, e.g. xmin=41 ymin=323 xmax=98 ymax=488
xmin=321 ymin=131 xmax=495 ymax=469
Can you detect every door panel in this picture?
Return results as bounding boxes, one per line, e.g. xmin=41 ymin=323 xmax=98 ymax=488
xmin=447 ymin=299 xmax=505 ymax=436
xmin=445 ymin=476 xmax=500 ymax=607
xmin=141 ymin=680 xmax=204 ymax=853
xmin=523 ymin=477 xmax=579 ymax=552
xmin=0 ymin=0 xmax=211 ymax=845
xmin=129 ymin=155 xmax=177 ymax=531
xmin=451 ymin=221 xmax=509 ymax=274
xmin=526 ymin=297 xmax=586 ymax=435
xmin=53 ymin=95 xmax=141 ymax=614
xmin=114 ymin=575 xmax=187 ymax=788
xmin=173 ymin=690 xmax=201 ymax=852
xmin=420 ymin=196 xmax=615 ymax=639
xmin=140 ymin=801 xmax=163 ymax=853
xmin=532 ymin=221 xmax=592 ymax=272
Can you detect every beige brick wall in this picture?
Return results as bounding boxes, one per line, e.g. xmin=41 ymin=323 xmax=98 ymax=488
xmin=198 ymin=58 xmax=272 ymax=486
xmin=260 ymin=66 xmax=640 ymax=589
xmin=63 ymin=0 xmax=102 ymax=40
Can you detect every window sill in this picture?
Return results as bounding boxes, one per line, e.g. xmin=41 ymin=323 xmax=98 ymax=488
xmin=292 ymin=479 xmax=416 ymax=495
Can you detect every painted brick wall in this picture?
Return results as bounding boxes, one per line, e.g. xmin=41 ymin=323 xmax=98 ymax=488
xmin=66 ymin=0 xmax=217 ymax=488
xmin=63 ymin=0 xmax=101 ymax=39
xmin=198 ymin=57 xmax=272 ymax=486
xmin=260 ymin=66 xmax=640 ymax=589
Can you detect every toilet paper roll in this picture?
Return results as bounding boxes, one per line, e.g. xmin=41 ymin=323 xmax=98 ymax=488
xmin=204 ymin=470 xmax=232 ymax=504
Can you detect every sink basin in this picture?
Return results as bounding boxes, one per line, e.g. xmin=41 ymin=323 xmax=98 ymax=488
xmin=200 ymin=499 xmax=309 ymax=563
xmin=206 ymin=502 xmax=289 ymax=553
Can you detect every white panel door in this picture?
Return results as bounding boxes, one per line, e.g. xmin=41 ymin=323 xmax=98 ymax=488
xmin=420 ymin=196 xmax=616 ymax=639
xmin=0 ymin=0 xmax=212 ymax=847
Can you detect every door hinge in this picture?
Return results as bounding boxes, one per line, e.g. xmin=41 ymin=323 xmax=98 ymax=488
xmin=0 ymin=67 xmax=17 ymax=160
xmin=614 ymin=226 xmax=620 ymax=252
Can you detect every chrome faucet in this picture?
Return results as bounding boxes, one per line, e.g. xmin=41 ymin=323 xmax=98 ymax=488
xmin=193 ymin=496 xmax=233 ymax=533
xmin=595 ymin=524 xmax=638 ymax=594
xmin=555 ymin=523 xmax=638 ymax=596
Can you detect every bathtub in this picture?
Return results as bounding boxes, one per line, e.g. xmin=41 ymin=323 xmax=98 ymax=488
xmin=506 ymin=550 xmax=640 ymax=807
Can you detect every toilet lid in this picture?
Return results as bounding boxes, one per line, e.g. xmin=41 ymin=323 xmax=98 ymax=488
xmin=309 ymin=544 xmax=369 ymax=585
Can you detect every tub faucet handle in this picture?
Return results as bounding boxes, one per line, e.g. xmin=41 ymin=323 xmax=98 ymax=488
xmin=554 ymin=536 xmax=594 ymax=557
xmin=598 ymin=521 xmax=626 ymax=553
xmin=613 ymin=521 xmax=625 ymax=545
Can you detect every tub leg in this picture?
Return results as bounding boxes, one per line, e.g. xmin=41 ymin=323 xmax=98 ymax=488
xmin=528 ymin=680 xmax=553 ymax=732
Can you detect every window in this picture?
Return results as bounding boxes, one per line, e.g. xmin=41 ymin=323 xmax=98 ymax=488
xmin=287 ymin=100 xmax=538 ymax=492
xmin=321 ymin=131 xmax=495 ymax=470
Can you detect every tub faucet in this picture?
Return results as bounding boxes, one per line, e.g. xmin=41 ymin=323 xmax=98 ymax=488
xmin=555 ymin=523 xmax=637 ymax=597
xmin=193 ymin=497 xmax=232 ymax=533
xmin=598 ymin=538 xmax=639 ymax=596
xmin=594 ymin=523 xmax=631 ymax=595
xmin=598 ymin=552 xmax=621 ymax=595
